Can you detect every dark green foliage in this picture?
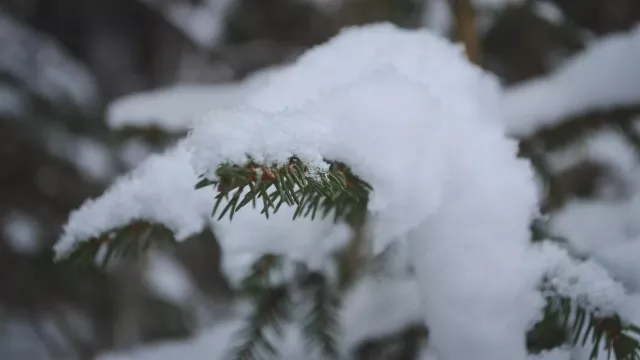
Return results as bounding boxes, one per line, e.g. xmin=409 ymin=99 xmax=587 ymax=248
xmin=61 ymin=154 xmax=640 ymax=360
xmin=518 ymin=107 xmax=640 ymax=212
xmin=196 ymin=156 xmax=371 ymax=225
xmin=114 ymin=126 xmax=183 ymax=148
xmin=527 ymin=300 xmax=568 ymax=353
xmin=535 ymin=297 xmax=640 ymax=360
xmin=529 ymin=219 xmax=640 ymax=359
xmin=232 ymin=285 xmax=291 ymax=360
xmin=231 ymin=255 xmax=291 ymax=360
xmin=353 ymin=325 xmax=427 ymax=360
xmin=530 ymin=107 xmax=640 ymax=153
xmin=61 ymin=222 xmax=177 ymax=268
xmin=230 ymin=255 xmax=344 ymax=360
xmin=301 ymin=271 xmax=341 ymax=358
xmin=140 ymin=295 xmax=194 ymax=343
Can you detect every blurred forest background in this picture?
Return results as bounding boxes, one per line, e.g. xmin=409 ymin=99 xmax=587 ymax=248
xmin=0 ymin=0 xmax=639 ymax=359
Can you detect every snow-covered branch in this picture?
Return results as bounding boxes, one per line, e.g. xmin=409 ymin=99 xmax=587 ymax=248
xmin=0 ymin=13 xmax=99 ymax=110
xmin=504 ymin=24 xmax=640 ymax=137
xmin=56 ymin=22 xmax=640 ymax=360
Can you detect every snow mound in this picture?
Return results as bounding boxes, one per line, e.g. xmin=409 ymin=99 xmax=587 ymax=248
xmin=187 ymin=23 xmax=543 ymax=360
xmin=188 ymin=22 xmax=507 ymax=253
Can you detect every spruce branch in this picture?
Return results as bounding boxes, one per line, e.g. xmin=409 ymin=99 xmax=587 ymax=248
xmin=527 ymin=300 xmax=567 ymax=353
xmin=232 ymin=255 xmax=291 ymax=360
xmin=334 ymin=228 xmax=368 ymax=292
xmin=531 ymin=223 xmax=640 ymax=358
xmin=301 ymin=271 xmax=341 ymax=358
xmin=196 ymin=157 xmax=371 ymax=225
xmin=232 ymin=285 xmax=291 ymax=360
xmin=240 ymin=254 xmax=284 ymax=297
xmin=61 ymin=221 xmax=176 ymax=268
xmin=542 ymin=297 xmax=640 ymax=360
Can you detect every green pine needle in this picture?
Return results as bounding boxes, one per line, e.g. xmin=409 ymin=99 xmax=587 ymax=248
xmin=539 ymin=296 xmax=640 ymax=360
xmin=533 ymin=224 xmax=640 ymax=359
xmin=232 ymin=285 xmax=291 ymax=360
xmin=61 ymin=221 xmax=176 ymax=268
xmin=197 ymin=157 xmax=371 ymax=225
xmin=301 ymin=272 xmax=341 ymax=358
xmin=231 ymin=255 xmax=291 ymax=360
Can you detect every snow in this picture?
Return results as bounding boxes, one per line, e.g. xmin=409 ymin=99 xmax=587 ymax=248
xmin=339 ymin=276 xmax=423 ymax=349
xmin=404 ymin=114 xmax=541 ymax=359
xmin=188 ymin=23 xmax=506 ymax=255
xmin=187 ymin=23 xmax=545 ymax=360
xmin=0 ymin=317 xmax=62 ymax=359
xmin=107 ymin=67 xmax=281 ymax=132
xmin=547 ymin=130 xmax=637 ymax=178
xmin=99 ymin=276 xmax=424 ymax=360
xmin=2 ymin=211 xmax=42 ymax=254
xmin=422 ymin=0 xmax=452 ymax=35
xmin=45 ymin=128 xmax=116 ymax=181
xmin=73 ymin=138 xmax=117 ymax=181
xmin=216 ymin=201 xmax=353 ymax=285
xmin=504 ymin=24 xmax=640 ymax=137
xmin=118 ymin=139 xmax=153 ymax=169
xmin=139 ymin=0 xmax=235 ymax=50
xmin=99 ymin=318 xmax=244 ymax=360
xmin=529 ymin=348 xmax=572 ymax=360
xmin=56 ymin=21 xmax=640 ymax=360
xmin=0 ymin=13 xmax=99 ymax=110
xmin=546 ymin=177 xmax=640 ymax=303
xmin=144 ymin=251 xmax=197 ymax=304
xmin=0 ymin=309 xmax=94 ymax=359
xmin=550 ymin=200 xmax=629 ymax=254
xmin=54 ymin=141 xmax=352 ymax=275
xmin=54 ymin=143 xmax=212 ymax=259
xmin=595 ymin=239 xmax=640 ymax=292
xmin=107 ymin=84 xmax=240 ymax=132
xmin=532 ymin=1 xmax=565 ymax=25
xmin=98 ymin=272 xmax=576 ymax=360
xmin=540 ymin=148 xmax=640 ymax=357
xmin=532 ymin=242 xmax=627 ymax=315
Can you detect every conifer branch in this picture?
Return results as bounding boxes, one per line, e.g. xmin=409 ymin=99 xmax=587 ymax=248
xmin=232 ymin=284 xmax=291 ymax=360
xmin=196 ymin=156 xmax=371 ymax=225
xmin=62 ymin=221 xmax=177 ymax=268
xmin=233 ymin=258 xmax=344 ymax=360
xmin=301 ymin=271 xmax=341 ymax=358
xmin=232 ymin=255 xmax=291 ymax=360
xmin=531 ymin=222 xmax=640 ymax=359
xmin=542 ymin=297 xmax=640 ymax=360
